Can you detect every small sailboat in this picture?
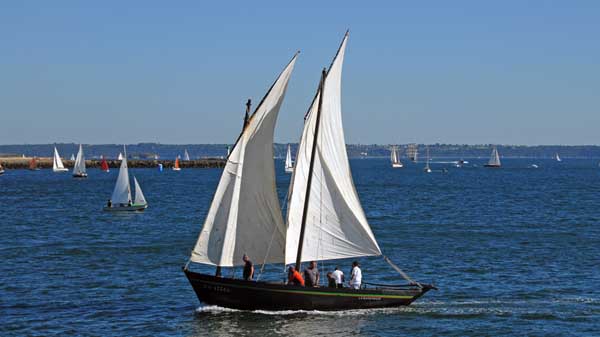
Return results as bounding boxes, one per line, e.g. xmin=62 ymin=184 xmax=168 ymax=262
xmin=0 ymin=163 xmax=5 ymax=175
xmin=73 ymin=144 xmax=88 ymax=178
xmin=391 ymin=145 xmax=403 ymax=168
xmin=423 ymin=146 xmax=432 ymax=173
xmin=100 ymin=156 xmax=110 ymax=172
xmin=104 ymin=147 xmax=147 ymax=212
xmin=407 ymin=143 xmax=418 ymax=162
xmin=29 ymin=157 xmax=40 ymax=171
xmin=555 ymin=153 xmax=562 ymax=162
xmin=52 ymin=146 xmax=69 ymax=172
xmin=226 ymin=145 xmax=231 ymax=157
xmin=484 ymin=146 xmax=501 ymax=168
xmin=184 ymin=149 xmax=191 ymax=161
xmin=117 ymin=152 xmax=124 ymax=161
xmin=284 ymin=144 xmax=294 ymax=173
xmin=70 ymin=154 xmax=75 ymax=161
xmin=184 ymin=33 xmax=434 ymax=312
xmin=172 ymin=157 xmax=181 ymax=171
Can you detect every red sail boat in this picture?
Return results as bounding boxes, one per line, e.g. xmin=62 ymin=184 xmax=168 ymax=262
xmin=172 ymin=157 xmax=181 ymax=171
xmin=101 ymin=156 xmax=110 ymax=172
xmin=29 ymin=157 xmax=40 ymax=171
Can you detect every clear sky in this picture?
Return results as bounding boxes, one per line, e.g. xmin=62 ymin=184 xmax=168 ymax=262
xmin=1 ymin=1 xmax=599 ymax=145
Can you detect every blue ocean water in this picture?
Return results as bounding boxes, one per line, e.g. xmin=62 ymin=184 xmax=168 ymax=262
xmin=1 ymin=158 xmax=599 ymax=336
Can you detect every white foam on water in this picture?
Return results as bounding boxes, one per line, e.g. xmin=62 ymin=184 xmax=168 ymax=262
xmin=196 ymin=305 xmax=412 ymax=316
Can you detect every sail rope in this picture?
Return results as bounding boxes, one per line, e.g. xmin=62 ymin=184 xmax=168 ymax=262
xmin=257 ymin=191 xmax=289 ymax=281
xmin=383 ymin=255 xmax=422 ymax=288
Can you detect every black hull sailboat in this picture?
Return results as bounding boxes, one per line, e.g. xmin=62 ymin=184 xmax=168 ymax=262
xmin=183 ymin=33 xmax=434 ymax=312
xmin=184 ymin=269 xmax=432 ymax=311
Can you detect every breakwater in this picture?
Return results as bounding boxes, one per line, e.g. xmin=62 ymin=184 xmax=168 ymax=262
xmin=0 ymin=157 xmax=226 ymax=170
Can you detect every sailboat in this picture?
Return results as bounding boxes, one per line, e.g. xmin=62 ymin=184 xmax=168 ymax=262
xmin=555 ymin=153 xmax=562 ymax=162
xmin=70 ymin=154 xmax=75 ymax=161
xmin=172 ymin=157 xmax=181 ymax=171
xmin=183 ymin=34 xmax=434 ymax=311
xmin=184 ymin=149 xmax=191 ymax=161
xmin=407 ymin=143 xmax=418 ymax=162
xmin=73 ymin=144 xmax=88 ymax=178
xmin=391 ymin=145 xmax=403 ymax=168
xmin=0 ymin=163 xmax=5 ymax=175
xmin=52 ymin=146 xmax=69 ymax=172
xmin=423 ymin=146 xmax=431 ymax=173
xmin=104 ymin=147 xmax=148 ymax=212
xmin=284 ymin=144 xmax=294 ymax=173
xmin=117 ymin=152 xmax=124 ymax=161
xmin=29 ymin=157 xmax=40 ymax=171
xmin=100 ymin=156 xmax=110 ymax=172
xmin=484 ymin=146 xmax=501 ymax=168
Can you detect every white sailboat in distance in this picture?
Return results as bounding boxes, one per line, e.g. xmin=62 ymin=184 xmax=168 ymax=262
xmin=73 ymin=144 xmax=88 ymax=178
xmin=183 ymin=32 xmax=434 ymax=312
xmin=555 ymin=153 xmax=562 ymax=162
xmin=423 ymin=146 xmax=432 ymax=173
xmin=104 ymin=146 xmax=148 ymax=212
xmin=117 ymin=152 xmax=124 ymax=161
xmin=52 ymin=146 xmax=69 ymax=172
xmin=391 ymin=145 xmax=403 ymax=168
xmin=484 ymin=146 xmax=501 ymax=168
xmin=284 ymin=144 xmax=294 ymax=173
xmin=70 ymin=153 xmax=75 ymax=161
xmin=184 ymin=149 xmax=191 ymax=161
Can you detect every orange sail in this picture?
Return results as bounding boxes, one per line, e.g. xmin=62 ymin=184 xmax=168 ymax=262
xmin=101 ymin=156 xmax=109 ymax=172
xmin=29 ymin=157 xmax=37 ymax=170
xmin=174 ymin=158 xmax=180 ymax=169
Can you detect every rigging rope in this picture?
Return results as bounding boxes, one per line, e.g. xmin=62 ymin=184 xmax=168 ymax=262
xmin=383 ymin=255 xmax=422 ymax=288
xmin=257 ymin=191 xmax=289 ymax=281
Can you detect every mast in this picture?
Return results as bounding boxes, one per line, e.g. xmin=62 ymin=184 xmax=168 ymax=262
xmin=243 ymin=99 xmax=252 ymax=129
xmin=295 ymin=68 xmax=327 ymax=271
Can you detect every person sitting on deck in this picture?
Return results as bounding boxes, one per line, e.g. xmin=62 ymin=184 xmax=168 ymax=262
xmin=242 ymin=254 xmax=254 ymax=281
xmin=304 ymin=261 xmax=319 ymax=287
xmin=349 ymin=261 xmax=362 ymax=290
xmin=287 ymin=266 xmax=305 ymax=286
xmin=332 ymin=266 xmax=344 ymax=288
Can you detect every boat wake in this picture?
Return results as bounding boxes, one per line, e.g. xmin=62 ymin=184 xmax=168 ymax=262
xmin=196 ymin=305 xmax=415 ymax=316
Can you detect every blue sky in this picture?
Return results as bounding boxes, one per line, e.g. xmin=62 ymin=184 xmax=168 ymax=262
xmin=1 ymin=1 xmax=599 ymax=145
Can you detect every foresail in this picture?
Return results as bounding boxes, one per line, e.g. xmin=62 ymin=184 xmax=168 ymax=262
xmin=285 ymin=33 xmax=381 ymax=265
xmin=111 ymin=152 xmax=131 ymax=204
xmin=133 ymin=177 xmax=146 ymax=205
xmin=191 ymin=53 xmax=298 ymax=267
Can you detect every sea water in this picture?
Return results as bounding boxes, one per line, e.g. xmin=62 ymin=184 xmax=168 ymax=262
xmin=1 ymin=158 xmax=599 ymax=336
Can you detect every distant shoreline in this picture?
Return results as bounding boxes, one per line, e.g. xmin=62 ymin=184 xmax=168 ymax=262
xmin=0 ymin=157 xmax=225 ymax=170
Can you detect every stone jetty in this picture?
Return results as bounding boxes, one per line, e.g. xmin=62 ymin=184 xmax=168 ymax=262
xmin=0 ymin=157 xmax=226 ymax=170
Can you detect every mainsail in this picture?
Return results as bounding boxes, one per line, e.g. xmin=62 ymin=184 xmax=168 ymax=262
xmin=190 ymin=52 xmax=299 ymax=267
xmin=391 ymin=145 xmax=402 ymax=165
xmin=53 ymin=146 xmax=67 ymax=171
xmin=285 ymin=33 xmax=381 ymax=266
xmin=73 ymin=144 xmax=87 ymax=175
xmin=133 ymin=176 xmax=146 ymax=205
xmin=111 ymin=148 xmax=132 ymax=204
xmin=488 ymin=147 xmax=501 ymax=166
xmin=184 ymin=150 xmax=191 ymax=161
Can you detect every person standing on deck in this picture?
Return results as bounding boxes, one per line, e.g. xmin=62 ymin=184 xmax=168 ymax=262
xmin=349 ymin=261 xmax=362 ymax=290
xmin=304 ymin=261 xmax=320 ymax=287
xmin=242 ymin=254 xmax=254 ymax=281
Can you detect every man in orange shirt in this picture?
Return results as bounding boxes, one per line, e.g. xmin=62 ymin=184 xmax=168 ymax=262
xmin=287 ymin=266 xmax=305 ymax=286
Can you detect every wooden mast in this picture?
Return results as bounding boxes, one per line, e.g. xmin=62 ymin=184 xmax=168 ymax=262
xmin=295 ymin=68 xmax=327 ymax=271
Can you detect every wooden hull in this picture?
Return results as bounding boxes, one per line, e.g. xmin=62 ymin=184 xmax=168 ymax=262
xmin=103 ymin=204 xmax=147 ymax=212
xmin=184 ymin=269 xmax=432 ymax=311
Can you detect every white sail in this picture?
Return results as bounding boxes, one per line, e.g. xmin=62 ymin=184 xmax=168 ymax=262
xmin=285 ymin=33 xmax=381 ymax=265
xmin=391 ymin=146 xmax=399 ymax=164
xmin=133 ymin=176 xmax=146 ymax=205
xmin=53 ymin=146 xmax=68 ymax=172
xmin=118 ymin=152 xmax=123 ymax=160
xmin=488 ymin=147 xmax=501 ymax=166
xmin=70 ymin=154 xmax=75 ymax=161
xmin=190 ymin=53 xmax=298 ymax=267
xmin=555 ymin=153 xmax=561 ymax=162
xmin=184 ymin=149 xmax=191 ymax=161
xmin=73 ymin=144 xmax=87 ymax=174
xmin=111 ymin=148 xmax=132 ymax=204
xmin=285 ymin=144 xmax=294 ymax=171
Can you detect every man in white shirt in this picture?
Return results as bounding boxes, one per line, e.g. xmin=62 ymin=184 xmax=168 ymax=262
xmin=331 ymin=266 xmax=344 ymax=288
xmin=349 ymin=261 xmax=362 ymax=290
